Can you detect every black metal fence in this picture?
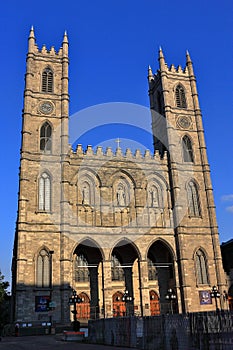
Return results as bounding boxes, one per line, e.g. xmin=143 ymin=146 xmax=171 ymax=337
xmin=88 ymin=311 xmax=233 ymax=349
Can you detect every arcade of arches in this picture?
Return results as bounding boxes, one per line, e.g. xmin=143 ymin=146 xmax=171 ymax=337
xmin=72 ymin=238 xmax=177 ymax=319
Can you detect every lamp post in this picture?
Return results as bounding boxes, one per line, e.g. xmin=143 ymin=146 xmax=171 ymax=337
xmin=165 ymin=288 xmax=176 ymax=314
xmin=49 ymin=250 xmax=54 ymax=333
xmin=69 ymin=289 xmax=83 ymax=331
xmin=210 ymin=285 xmax=221 ymax=311
xmin=122 ymin=289 xmax=133 ymax=316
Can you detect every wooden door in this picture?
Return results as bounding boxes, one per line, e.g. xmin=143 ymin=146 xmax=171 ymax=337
xmin=76 ymin=292 xmax=90 ymax=319
xmin=150 ymin=290 xmax=160 ymax=316
xmin=229 ymin=296 xmax=233 ymax=311
xmin=112 ymin=292 xmax=126 ymax=317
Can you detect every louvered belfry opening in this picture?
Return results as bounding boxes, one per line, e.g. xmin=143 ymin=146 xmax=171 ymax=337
xmin=42 ymin=67 xmax=53 ymax=93
xmin=175 ymin=84 xmax=187 ymax=108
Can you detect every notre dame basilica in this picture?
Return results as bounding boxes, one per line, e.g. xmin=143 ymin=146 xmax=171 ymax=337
xmin=12 ymin=28 xmax=227 ymax=324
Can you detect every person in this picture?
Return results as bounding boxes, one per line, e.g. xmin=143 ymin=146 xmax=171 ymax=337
xmin=15 ymin=323 xmax=19 ymax=337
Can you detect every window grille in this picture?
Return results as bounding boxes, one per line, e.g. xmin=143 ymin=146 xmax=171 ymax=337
xmin=111 ymin=255 xmax=124 ymax=281
xmin=75 ymin=254 xmax=89 ymax=282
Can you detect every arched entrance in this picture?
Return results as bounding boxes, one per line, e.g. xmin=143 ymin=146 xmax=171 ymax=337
xmin=111 ymin=239 xmax=141 ymax=316
xmin=76 ymin=292 xmax=90 ymax=319
xmin=150 ymin=290 xmax=160 ymax=316
xmin=112 ymin=291 xmax=126 ymax=317
xmin=73 ymin=239 xmax=103 ymax=319
xmin=147 ymin=240 xmax=177 ymax=314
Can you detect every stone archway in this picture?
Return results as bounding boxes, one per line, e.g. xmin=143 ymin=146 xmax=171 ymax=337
xmin=147 ymin=240 xmax=177 ymax=314
xmin=73 ymin=239 xmax=103 ymax=319
xmin=111 ymin=239 xmax=141 ymax=316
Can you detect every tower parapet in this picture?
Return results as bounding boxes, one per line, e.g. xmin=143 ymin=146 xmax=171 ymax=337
xmin=27 ymin=26 xmax=68 ymax=57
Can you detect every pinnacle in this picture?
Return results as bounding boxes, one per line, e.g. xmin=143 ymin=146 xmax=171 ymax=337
xmin=29 ymin=25 xmax=35 ymax=38
xmin=186 ymin=50 xmax=192 ymax=63
xmin=159 ymin=46 xmax=164 ymax=58
xmin=63 ymin=30 xmax=68 ymax=43
xmin=148 ymin=65 xmax=153 ymax=79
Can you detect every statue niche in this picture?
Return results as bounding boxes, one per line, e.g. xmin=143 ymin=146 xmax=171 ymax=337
xmin=81 ymin=182 xmax=91 ymax=205
xmin=117 ymin=185 xmax=126 ymax=206
xmin=149 ymin=186 xmax=159 ymax=208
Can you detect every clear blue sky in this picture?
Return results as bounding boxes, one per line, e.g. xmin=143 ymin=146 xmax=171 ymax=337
xmin=0 ymin=0 xmax=232 ymax=285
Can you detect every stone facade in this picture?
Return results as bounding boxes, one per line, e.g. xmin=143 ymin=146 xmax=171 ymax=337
xmin=12 ymin=28 xmax=227 ymax=324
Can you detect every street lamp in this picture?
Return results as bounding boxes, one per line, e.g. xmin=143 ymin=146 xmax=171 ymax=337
xmin=210 ymin=285 xmax=220 ymax=311
xmin=49 ymin=250 xmax=54 ymax=333
xmin=68 ymin=289 xmax=83 ymax=331
xmin=122 ymin=289 xmax=133 ymax=316
xmin=165 ymin=288 xmax=176 ymax=314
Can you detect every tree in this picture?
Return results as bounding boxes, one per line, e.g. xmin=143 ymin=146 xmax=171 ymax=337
xmin=0 ymin=270 xmax=10 ymax=328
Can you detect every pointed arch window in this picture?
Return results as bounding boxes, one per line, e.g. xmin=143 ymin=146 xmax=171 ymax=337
xmin=175 ymin=85 xmax=187 ymax=108
xmin=182 ymin=135 xmax=194 ymax=162
xmin=148 ymin=258 xmax=157 ymax=280
xmin=39 ymin=172 xmax=51 ymax=211
xmin=187 ymin=181 xmax=201 ymax=217
xmin=157 ymin=91 xmax=163 ymax=114
xmin=42 ymin=67 xmax=53 ymax=93
xmin=75 ymin=253 xmax=89 ymax=282
xmin=37 ymin=249 xmax=50 ymax=287
xmin=111 ymin=254 xmax=124 ymax=281
xmin=195 ymin=249 xmax=209 ymax=284
xmin=40 ymin=122 xmax=52 ymax=153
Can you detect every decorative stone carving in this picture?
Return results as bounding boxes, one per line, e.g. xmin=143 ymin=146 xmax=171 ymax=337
xmin=117 ymin=186 xmax=126 ymax=206
xmin=82 ymin=185 xmax=90 ymax=205
xmin=176 ymin=115 xmax=192 ymax=130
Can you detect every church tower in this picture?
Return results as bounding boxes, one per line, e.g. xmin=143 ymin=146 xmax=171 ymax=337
xmin=148 ymin=49 xmax=226 ymax=312
xmin=12 ymin=27 xmax=70 ymax=323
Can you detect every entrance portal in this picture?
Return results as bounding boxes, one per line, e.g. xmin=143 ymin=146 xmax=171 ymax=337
xmin=112 ymin=291 xmax=126 ymax=317
xmin=76 ymin=292 xmax=90 ymax=319
xmin=150 ymin=290 xmax=160 ymax=316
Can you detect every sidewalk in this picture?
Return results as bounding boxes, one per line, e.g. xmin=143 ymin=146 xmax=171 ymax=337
xmin=0 ymin=335 xmax=131 ymax=350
